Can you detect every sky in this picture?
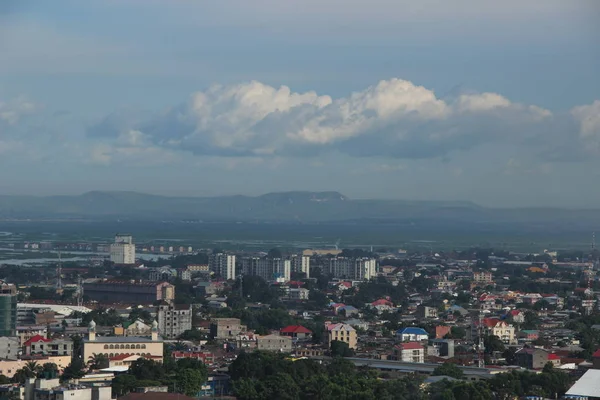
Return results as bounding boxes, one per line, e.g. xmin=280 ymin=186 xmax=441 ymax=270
xmin=0 ymin=0 xmax=599 ymax=207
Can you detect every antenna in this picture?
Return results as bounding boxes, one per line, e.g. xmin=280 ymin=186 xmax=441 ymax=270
xmin=56 ymin=251 xmax=63 ymax=291
xmin=477 ymin=313 xmax=485 ymax=368
xmin=593 ymin=232 xmax=596 ymax=251
xmin=77 ymin=275 xmax=84 ymax=307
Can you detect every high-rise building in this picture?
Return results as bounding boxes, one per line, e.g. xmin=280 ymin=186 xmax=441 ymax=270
xmin=110 ymin=234 xmax=136 ymax=264
xmin=157 ymin=302 xmax=192 ymax=339
xmin=240 ymin=257 xmax=291 ymax=282
xmin=326 ymin=257 xmax=377 ymax=280
xmin=291 ymin=255 xmax=310 ymax=278
xmin=209 ymin=253 xmax=236 ymax=280
xmin=0 ymin=282 xmax=17 ymax=336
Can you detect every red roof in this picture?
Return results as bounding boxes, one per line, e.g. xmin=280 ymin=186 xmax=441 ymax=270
xmin=371 ymin=299 xmax=393 ymax=307
xmin=396 ymin=342 xmax=422 ymax=350
xmin=339 ymin=282 xmax=352 ymax=288
xmin=592 ymin=349 xmax=600 ymax=358
xmin=548 ymin=354 xmax=560 ymax=360
xmin=24 ymin=335 xmax=51 ymax=346
xmin=280 ymin=325 xmax=313 ymax=334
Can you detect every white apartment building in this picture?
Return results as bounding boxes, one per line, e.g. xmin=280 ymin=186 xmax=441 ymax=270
xmin=291 ymin=255 xmax=311 ymax=278
xmin=241 ymin=257 xmax=291 ymax=282
xmin=327 ymin=257 xmax=377 ymax=280
xmin=209 ymin=253 xmax=236 ymax=280
xmin=109 ymin=234 xmax=135 ymax=264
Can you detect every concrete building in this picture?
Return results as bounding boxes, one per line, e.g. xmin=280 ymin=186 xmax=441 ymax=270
xmin=514 ymin=347 xmax=549 ymax=370
xmin=280 ymin=325 xmax=313 ymax=341
xmin=291 ymin=255 xmax=311 ymax=279
xmin=326 ymin=323 xmax=357 ymax=349
xmin=157 ymin=303 xmax=192 ymax=339
xmin=0 ymin=337 xmax=19 ymax=360
xmin=209 ymin=318 xmax=245 ymax=340
xmin=24 ymin=377 xmax=112 ymax=400
xmin=429 ymin=339 xmax=455 ymax=358
xmin=288 ymin=288 xmax=309 ymax=301
xmin=148 ymin=267 xmax=177 ymax=282
xmin=0 ymin=356 xmax=71 ymax=379
xmin=415 ymin=305 xmax=438 ymax=319
xmin=24 ymin=335 xmax=73 ymax=357
xmin=110 ymin=234 xmax=136 ymax=264
xmin=396 ymin=327 xmax=429 ymax=342
xmin=394 ymin=342 xmax=425 ymax=363
xmin=474 ymin=318 xmax=517 ymax=345
xmin=83 ymin=281 xmax=174 ymax=304
xmin=257 ymin=335 xmax=292 ymax=352
xmin=209 ymin=253 xmax=236 ymax=280
xmin=0 ymin=282 xmax=17 ymax=336
xmin=326 ymin=257 xmax=377 ymax=280
xmin=472 ymin=271 xmax=493 ymax=285
xmin=82 ymin=320 xmax=163 ymax=363
xmin=241 ymin=257 xmax=291 ymax=282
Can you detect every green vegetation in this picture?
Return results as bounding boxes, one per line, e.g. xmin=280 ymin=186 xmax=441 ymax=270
xmin=111 ymin=356 xmax=208 ymax=397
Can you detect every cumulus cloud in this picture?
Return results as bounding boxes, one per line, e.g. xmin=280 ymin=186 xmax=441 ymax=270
xmin=0 ymin=96 xmax=38 ymax=126
xmin=87 ymin=77 xmax=600 ymax=162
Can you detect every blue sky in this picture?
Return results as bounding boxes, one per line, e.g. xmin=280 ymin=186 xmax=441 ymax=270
xmin=0 ymin=0 xmax=599 ymax=207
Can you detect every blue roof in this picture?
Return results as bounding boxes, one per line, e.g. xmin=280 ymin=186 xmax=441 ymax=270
xmin=397 ymin=327 xmax=428 ymax=335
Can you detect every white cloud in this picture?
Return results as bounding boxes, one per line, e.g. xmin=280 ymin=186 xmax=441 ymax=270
xmin=572 ymin=100 xmax=600 ymax=139
xmin=0 ymin=96 xmax=39 ymax=126
xmin=87 ymin=77 xmax=598 ymax=162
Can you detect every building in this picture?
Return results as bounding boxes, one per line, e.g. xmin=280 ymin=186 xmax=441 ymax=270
xmin=82 ymin=320 xmax=163 ymax=363
xmin=472 ymin=271 xmax=493 ymax=285
xmin=288 ymin=288 xmax=310 ymax=301
xmin=0 ymin=282 xmax=17 ymax=336
xmin=435 ymin=326 xmax=451 ymax=339
xmin=0 ymin=337 xmax=19 ymax=360
xmin=514 ymin=347 xmax=550 ymax=370
xmin=240 ymin=257 xmax=291 ymax=282
xmin=157 ymin=302 xmax=192 ymax=339
xmin=0 ymin=356 xmax=71 ymax=378
xmin=280 ymin=325 xmax=312 ymax=341
xmin=24 ymin=335 xmax=73 ymax=356
xmin=171 ymin=351 xmax=214 ymax=365
xmin=24 ymin=377 xmax=112 ymax=400
xmin=186 ymin=264 xmax=210 ymax=275
xmin=209 ymin=253 xmax=236 ymax=280
xmin=257 ymin=335 xmax=293 ymax=352
xmin=394 ymin=342 xmax=425 ymax=363
xmin=83 ymin=281 xmax=174 ymax=304
xmin=148 ymin=267 xmax=177 ymax=282
xmin=209 ymin=318 xmax=246 ymax=340
xmin=120 ymin=320 xmax=152 ymax=337
xmin=566 ymin=369 xmax=600 ymax=399
xmin=415 ymin=305 xmax=438 ymax=319
xmin=474 ymin=318 xmax=517 ymax=345
xmin=326 ymin=257 xmax=377 ymax=280
xmin=429 ymin=339 xmax=455 ymax=358
xmin=291 ymin=255 xmax=311 ymax=279
xmin=110 ymin=234 xmax=136 ymax=265
xmin=326 ymin=323 xmax=357 ymax=349
xmin=397 ymin=327 xmax=429 ymax=342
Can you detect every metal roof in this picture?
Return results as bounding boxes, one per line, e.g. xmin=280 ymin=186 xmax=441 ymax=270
xmin=566 ymin=369 xmax=600 ymax=397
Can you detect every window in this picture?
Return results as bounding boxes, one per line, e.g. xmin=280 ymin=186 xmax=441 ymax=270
xmin=104 ymin=345 xmax=109 ymax=349
xmin=109 ymin=345 xmax=114 ymax=349
xmin=125 ymin=344 xmax=130 ymax=349
xmin=141 ymin=344 xmax=146 ymax=349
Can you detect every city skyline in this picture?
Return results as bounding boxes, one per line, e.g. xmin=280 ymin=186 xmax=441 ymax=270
xmin=1 ymin=1 xmax=599 ymax=207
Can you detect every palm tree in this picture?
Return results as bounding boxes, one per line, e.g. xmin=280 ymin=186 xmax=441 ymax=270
xmin=24 ymin=361 xmax=41 ymax=377
xmin=89 ymin=353 xmax=109 ymax=370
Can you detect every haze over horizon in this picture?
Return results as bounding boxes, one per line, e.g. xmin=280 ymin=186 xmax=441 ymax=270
xmin=1 ymin=1 xmax=599 ymax=208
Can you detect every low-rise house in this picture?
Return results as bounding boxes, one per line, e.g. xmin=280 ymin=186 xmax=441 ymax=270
xmin=288 ymin=288 xmax=310 ymax=301
xmin=257 ymin=335 xmax=292 ymax=352
xmin=514 ymin=347 xmax=550 ymax=369
xmin=435 ymin=326 xmax=451 ymax=339
xmin=210 ymin=318 xmax=246 ymax=340
xmin=519 ymin=330 xmax=540 ymax=341
xmin=280 ymin=325 xmax=312 ymax=341
xmin=171 ymin=351 xmax=214 ymax=364
xmin=415 ymin=305 xmax=438 ymax=319
xmin=396 ymin=327 xmax=429 ymax=342
xmin=370 ymin=299 xmax=394 ymax=313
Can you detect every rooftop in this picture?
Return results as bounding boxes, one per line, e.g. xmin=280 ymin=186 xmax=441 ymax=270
xmin=83 ymin=336 xmax=162 ymax=343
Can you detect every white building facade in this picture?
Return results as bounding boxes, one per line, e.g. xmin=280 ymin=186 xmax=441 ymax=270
xmin=210 ymin=253 xmax=236 ymax=280
xmin=109 ymin=234 xmax=135 ymax=264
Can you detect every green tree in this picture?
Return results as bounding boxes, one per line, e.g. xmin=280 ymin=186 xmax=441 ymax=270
xmin=88 ymin=353 xmax=109 ymax=370
xmin=432 ymin=363 xmax=465 ymax=379
xmin=112 ymin=374 xmax=138 ymax=398
xmin=61 ymin=358 xmax=86 ymax=382
xmin=37 ymin=363 xmax=59 ymax=379
xmin=174 ymin=368 xmax=205 ymax=397
xmin=330 ymin=340 xmax=354 ymax=357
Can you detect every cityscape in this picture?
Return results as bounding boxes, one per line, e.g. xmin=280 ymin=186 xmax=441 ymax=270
xmin=1 ymin=0 xmax=599 ymax=399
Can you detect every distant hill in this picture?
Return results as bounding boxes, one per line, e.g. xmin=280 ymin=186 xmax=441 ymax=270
xmin=0 ymin=191 xmax=599 ymax=230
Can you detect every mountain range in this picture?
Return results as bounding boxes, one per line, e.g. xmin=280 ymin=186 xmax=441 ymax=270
xmin=0 ymin=191 xmax=598 ymax=231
